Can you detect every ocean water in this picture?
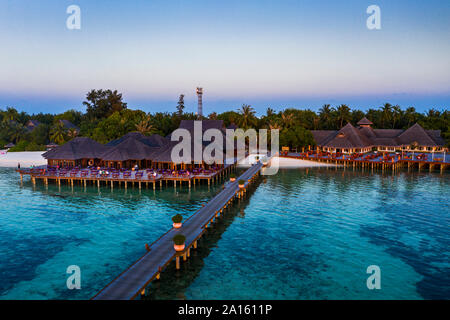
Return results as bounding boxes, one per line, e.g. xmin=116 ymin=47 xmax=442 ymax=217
xmin=0 ymin=167 xmax=449 ymax=299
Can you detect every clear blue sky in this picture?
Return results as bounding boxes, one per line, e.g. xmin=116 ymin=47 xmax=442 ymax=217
xmin=0 ymin=0 xmax=449 ymax=115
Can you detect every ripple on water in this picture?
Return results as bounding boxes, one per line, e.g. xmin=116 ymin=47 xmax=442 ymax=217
xmin=0 ymin=168 xmax=449 ymax=299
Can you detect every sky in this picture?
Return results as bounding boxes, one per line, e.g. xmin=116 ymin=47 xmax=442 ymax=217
xmin=0 ymin=0 xmax=449 ymax=115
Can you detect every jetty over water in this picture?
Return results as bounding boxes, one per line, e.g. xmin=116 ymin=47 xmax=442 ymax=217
xmin=16 ymin=162 xmax=237 ymax=189
xmin=92 ymin=161 xmax=264 ymax=300
xmin=283 ymin=151 xmax=449 ymax=173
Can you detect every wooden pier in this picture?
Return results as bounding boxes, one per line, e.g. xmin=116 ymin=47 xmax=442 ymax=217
xmin=16 ymin=163 xmax=237 ymax=190
xmin=92 ymin=161 xmax=263 ymax=300
xmin=282 ymin=153 xmax=449 ymax=173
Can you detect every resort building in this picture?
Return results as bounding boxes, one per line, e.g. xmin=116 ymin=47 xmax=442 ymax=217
xmin=42 ymin=137 xmax=111 ymax=167
xmin=153 ymin=120 xmax=231 ymax=170
xmin=312 ymin=118 xmax=446 ymax=154
xmin=58 ymin=119 xmax=80 ymax=135
xmin=101 ymin=134 xmax=165 ymax=169
xmin=41 ymin=121 xmax=240 ymax=169
xmin=26 ymin=120 xmax=41 ymax=132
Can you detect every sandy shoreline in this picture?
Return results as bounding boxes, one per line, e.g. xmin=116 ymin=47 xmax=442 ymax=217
xmin=0 ymin=152 xmax=333 ymax=169
xmin=238 ymin=156 xmax=335 ymax=168
xmin=271 ymin=156 xmax=335 ymax=168
xmin=0 ymin=150 xmax=46 ymax=168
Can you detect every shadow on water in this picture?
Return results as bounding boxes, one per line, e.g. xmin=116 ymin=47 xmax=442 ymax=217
xmin=144 ymin=177 xmax=262 ymax=300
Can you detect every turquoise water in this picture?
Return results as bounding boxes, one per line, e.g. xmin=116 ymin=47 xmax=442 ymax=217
xmin=0 ymin=167 xmax=449 ymax=299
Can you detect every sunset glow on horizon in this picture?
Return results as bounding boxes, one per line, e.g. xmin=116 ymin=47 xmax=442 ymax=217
xmin=1 ymin=0 xmax=449 ymax=113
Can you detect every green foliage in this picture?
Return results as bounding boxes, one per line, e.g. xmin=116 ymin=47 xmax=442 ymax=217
xmin=279 ymin=126 xmax=315 ymax=149
xmin=176 ymin=94 xmax=185 ymax=116
xmin=54 ymin=109 xmax=83 ymax=127
xmin=8 ymin=140 xmax=46 ymax=152
xmin=50 ymin=121 xmax=67 ymax=145
xmin=83 ymin=89 xmax=127 ymax=121
xmin=238 ymin=179 xmax=245 ymax=185
xmin=1 ymin=92 xmax=449 ymax=149
xmin=217 ymin=111 xmax=241 ymax=127
xmin=172 ymin=214 xmax=183 ymax=223
xmin=91 ymin=109 xmax=147 ymax=144
xmin=230 ymin=173 xmax=236 ymax=178
xmin=172 ymin=234 xmax=186 ymax=245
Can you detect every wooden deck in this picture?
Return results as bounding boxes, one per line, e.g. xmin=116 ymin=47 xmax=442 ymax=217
xmin=92 ymin=161 xmax=264 ymax=300
xmin=16 ymin=163 xmax=237 ymax=188
xmin=282 ymin=153 xmax=449 ymax=173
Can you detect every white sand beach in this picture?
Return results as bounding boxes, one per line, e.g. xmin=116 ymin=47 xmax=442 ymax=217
xmin=272 ymin=156 xmax=336 ymax=168
xmin=0 ymin=150 xmax=46 ymax=168
xmin=238 ymin=155 xmax=335 ymax=168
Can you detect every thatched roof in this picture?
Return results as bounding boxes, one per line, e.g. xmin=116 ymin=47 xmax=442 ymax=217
xmin=179 ymin=120 xmax=224 ymax=131
xmin=59 ymin=120 xmax=80 ymax=131
xmin=227 ymin=123 xmax=238 ymax=130
xmin=357 ymin=117 xmax=373 ymax=126
xmin=397 ymin=123 xmax=441 ymax=146
xmin=107 ymin=132 xmax=169 ymax=148
xmin=42 ymin=137 xmax=110 ymax=160
xmin=322 ymin=123 xmax=372 ymax=148
xmin=311 ymin=130 xmax=337 ymax=145
xmin=101 ymin=136 xmax=159 ymax=161
xmin=151 ymin=141 xmax=223 ymax=163
xmin=312 ymin=122 xmax=445 ymax=148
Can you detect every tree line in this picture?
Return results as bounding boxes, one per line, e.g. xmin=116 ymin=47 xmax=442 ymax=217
xmin=0 ymin=90 xmax=448 ymax=151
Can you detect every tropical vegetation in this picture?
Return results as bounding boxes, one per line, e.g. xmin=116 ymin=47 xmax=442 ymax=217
xmin=1 ymin=90 xmax=449 ymax=151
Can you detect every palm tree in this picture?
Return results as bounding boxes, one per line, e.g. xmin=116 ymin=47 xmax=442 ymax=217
xmin=268 ymin=120 xmax=281 ymax=130
xmin=391 ymin=105 xmax=402 ymax=129
xmin=67 ymin=128 xmax=78 ymax=140
xmin=238 ymin=104 xmax=256 ymax=129
xmin=266 ymin=107 xmax=275 ymax=118
xmin=9 ymin=123 xmax=26 ymax=143
xmin=50 ymin=122 xmax=67 ymax=145
xmin=380 ymin=103 xmax=392 ymax=128
xmin=281 ymin=112 xmax=294 ymax=129
xmin=336 ymin=104 xmax=351 ymax=128
xmin=404 ymin=107 xmax=417 ymax=127
xmin=135 ymin=115 xmax=154 ymax=135
xmin=319 ymin=104 xmax=333 ymax=129
xmin=2 ymin=107 xmax=19 ymax=124
xmin=208 ymin=112 xmax=218 ymax=120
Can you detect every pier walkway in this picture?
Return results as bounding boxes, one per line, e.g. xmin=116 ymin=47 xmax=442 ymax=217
xmin=282 ymin=151 xmax=449 ymax=173
xmin=92 ymin=161 xmax=264 ymax=300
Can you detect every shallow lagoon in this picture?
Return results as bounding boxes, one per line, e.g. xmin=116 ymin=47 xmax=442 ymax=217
xmin=0 ymin=167 xmax=448 ymax=299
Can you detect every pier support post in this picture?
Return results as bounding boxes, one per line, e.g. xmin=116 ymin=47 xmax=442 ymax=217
xmin=194 ymin=240 xmax=197 ymax=249
xmin=176 ymin=256 xmax=180 ymax=270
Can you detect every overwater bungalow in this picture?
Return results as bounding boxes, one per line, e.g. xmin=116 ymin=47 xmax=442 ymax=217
xmin=106 ymin=132 xmax=168 ymax=148
xmin=312 ymin=118 xmax=446 ymax=154
xmin=42 ymin=137 xmax=110 ymax=167
xmin=153 ymin=120 xmax=230 ymax=170
xmin=101 ymin=135 xmax=160 ymax=169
